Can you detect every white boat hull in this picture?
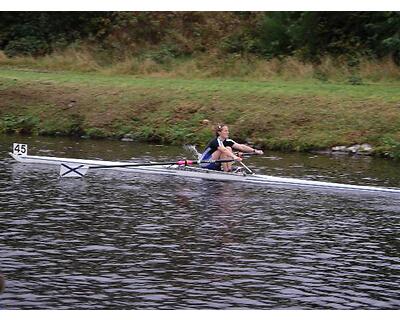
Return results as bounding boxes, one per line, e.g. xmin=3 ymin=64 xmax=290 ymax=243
xmin=9 ymin=152 xmax=400 ymax=194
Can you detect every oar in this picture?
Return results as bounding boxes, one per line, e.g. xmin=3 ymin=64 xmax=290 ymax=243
xmin=238 ymin=161 xmax=254 ymax=174
xmin=59 ymin=158 xmax=237 ymax=178
xmin=234 ymin=152 xmax=261 ymax=157
xmin=90 ymin=158 xmax=236 ymax=169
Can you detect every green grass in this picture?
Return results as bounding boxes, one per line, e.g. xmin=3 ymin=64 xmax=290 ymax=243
xmin=1 ymin=68 xmax=400 ymax=158
xmin=1 ymin=68 xmax=400 ymax=101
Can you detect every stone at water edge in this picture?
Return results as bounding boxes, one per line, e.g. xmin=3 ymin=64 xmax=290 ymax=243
xmin=347 ymin=144 xmax=361 ymax=153
xmin=332 ymin=146 xmax=348 ymax=152
xmin=121 ymin=133 xmax=135 ymax=142
xmin=359 ymin=143 xmax=373 ymax=153
xmin=331 ymin=144 xmax=374 ymax=155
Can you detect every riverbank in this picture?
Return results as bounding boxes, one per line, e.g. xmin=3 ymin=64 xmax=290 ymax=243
xmin=1 ymin=68 xmax=400 ymax=158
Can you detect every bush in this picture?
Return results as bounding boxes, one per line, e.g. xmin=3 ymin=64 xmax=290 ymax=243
xmin=4 ymin=36 xmax=48 ymax=57
xmin=145 ymin=44 xmax=182 ymax=64
xmin=221 ymin=32 xmax=257 ymax=54
xmin=0 ymin=115 xmax=39 ymax=134
xmin=348 ymin=75 xmax=363 ymax=85
xmin=256 ymin=13 xmax=293 ymax=58
xmin=84 ymin=127 xmax=107 ymax=139
xmin=313 ymin=70 xmax=329 ymax=82
xmin=381 ymin=137 xmax=400 ymax=160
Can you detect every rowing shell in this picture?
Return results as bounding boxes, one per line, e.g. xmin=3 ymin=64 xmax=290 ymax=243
xmin=9 ymin=149 xmax=400 ymax=194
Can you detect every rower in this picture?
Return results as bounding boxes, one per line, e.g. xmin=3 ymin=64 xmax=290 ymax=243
xmin=199 ymin=124 xmax=264 ymax=172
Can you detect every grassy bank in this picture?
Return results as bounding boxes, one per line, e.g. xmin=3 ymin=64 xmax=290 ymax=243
xmin=1 ymin=68 xmax=400 ymax=158
xmin=2 ymin=49 xmax=400 ymax=83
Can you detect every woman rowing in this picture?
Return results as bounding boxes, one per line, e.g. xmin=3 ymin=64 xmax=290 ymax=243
xmin=199 ymin=124 xmax=264 ymax=172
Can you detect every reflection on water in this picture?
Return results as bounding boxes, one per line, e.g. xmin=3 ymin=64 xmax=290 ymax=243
xmin=1 ymin=135 xmax=400 ymax=309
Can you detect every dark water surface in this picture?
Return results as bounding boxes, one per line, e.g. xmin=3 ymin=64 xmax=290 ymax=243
xmin=1 ymin=135 xmax=400 ymax=309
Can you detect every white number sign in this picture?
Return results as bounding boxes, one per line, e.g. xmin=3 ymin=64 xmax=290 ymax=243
xmin=13 ymin=143 xmax=28 ymax=156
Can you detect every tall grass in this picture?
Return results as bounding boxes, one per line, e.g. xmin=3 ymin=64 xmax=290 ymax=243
xmin=0 ymin=47 xmax=101 ymax=71
xmin=1 ymin=48 xmax=399 ymax=82
xmin=359 ymin=56 xmax=400 ymax=81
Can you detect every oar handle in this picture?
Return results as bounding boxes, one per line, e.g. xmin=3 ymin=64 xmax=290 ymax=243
xmin=178 ymin=159 xmax=235 ymax=165
xmin=235 ymin=152 xmax=260 ymax=156
xmin=90 ymin=158 xmax=236 ymax=169
xmin=200 ymin=159 xmax=236 ymax=164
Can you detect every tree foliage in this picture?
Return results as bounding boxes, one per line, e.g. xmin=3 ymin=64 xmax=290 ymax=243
xmin=255 ymin=12 xmax=400 ymax=63
xmin=0 ymin=12 xmax=112 ymax=56
xmin=0 ymin=12 xmax=399 ymax=64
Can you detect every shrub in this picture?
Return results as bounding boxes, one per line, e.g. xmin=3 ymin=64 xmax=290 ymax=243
xmin=221 ymin=32 xmax=257 ymax=54
xmin=381 ymin=137 xmax=400 ymax=160
xmin=348 ymin=75 xmax=363 ymax=85
xmin=84 ymin=127 xmax=107 ymax=139
xmin=0 ymin=115 xmax=39 ymax=134
xmin=144 ymin=44 xmax=183 ymax=65
xmin=4 ymin=36 xmax=48 ymax=57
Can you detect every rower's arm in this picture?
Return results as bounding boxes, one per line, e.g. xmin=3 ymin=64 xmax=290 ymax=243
xmin=232 ymin=143 xmax=264 ymax=155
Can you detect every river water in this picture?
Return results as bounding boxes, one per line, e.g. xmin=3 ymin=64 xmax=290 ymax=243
xmin=1 ymin=135 xmax=400 ymax=309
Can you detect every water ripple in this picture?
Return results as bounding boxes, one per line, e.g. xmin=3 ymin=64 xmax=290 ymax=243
xmin=1 ymin=138 xmax=400 ymax=309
